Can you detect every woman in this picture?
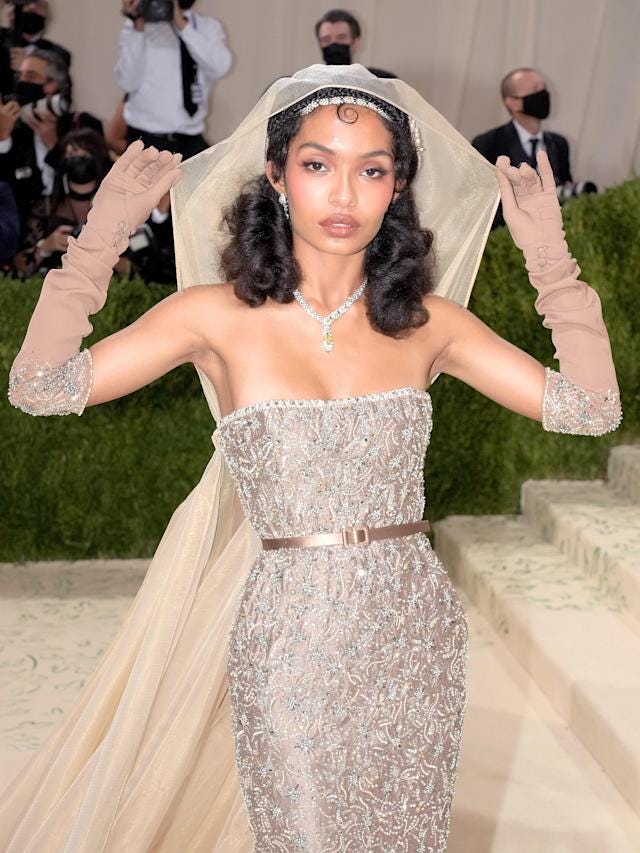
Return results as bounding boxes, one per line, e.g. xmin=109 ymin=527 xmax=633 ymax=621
xmin=2 ymin=65 xmax=621 ymax=851
xmin=12 ymin=127 xmax=114 ymax=277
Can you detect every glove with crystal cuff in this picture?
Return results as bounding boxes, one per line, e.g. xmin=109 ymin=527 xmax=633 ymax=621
xmin=496 ymin=149 xmax=622 ymax=436
xmin=7 ymin=142 xmax=183 ymax=416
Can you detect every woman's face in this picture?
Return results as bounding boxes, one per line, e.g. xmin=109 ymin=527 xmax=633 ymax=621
xmin=269 ymin=104 xmax=399 ymax=257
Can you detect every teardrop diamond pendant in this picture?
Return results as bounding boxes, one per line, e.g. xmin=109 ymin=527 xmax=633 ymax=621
xmin=322 ymin=324 xmax=334 ymax=353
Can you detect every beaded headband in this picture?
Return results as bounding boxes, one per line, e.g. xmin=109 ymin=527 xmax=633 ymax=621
xmin=298 ymin=94 xmax=393 ymax=122
xmin=293 ymin=93 xmax=425 ymax=168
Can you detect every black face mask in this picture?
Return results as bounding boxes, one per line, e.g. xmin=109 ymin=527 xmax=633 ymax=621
xmin=20 ymin=12 xmax=46 ymax=36
xmin=15 ymin=80 xmax=45 ymax=106
xmin=63 ymin=156 xmax=99 ymax=186
xmin=322 ymin=42 xmax=352 ymax=65
xmin=178 ymin=0 xmax=196 ymax=8
xmin=521 ymin=88 xmax=550 ymax=120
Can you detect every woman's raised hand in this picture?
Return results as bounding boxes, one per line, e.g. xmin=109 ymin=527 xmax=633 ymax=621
xmin=90 ymin=140 xmax=183 ymax=236
xmin=495 ymin=149 xmax=564 ymax=250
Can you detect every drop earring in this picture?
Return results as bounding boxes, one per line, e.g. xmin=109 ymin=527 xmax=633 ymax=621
xmin=278 ymin=192 xmax=289 ymax=220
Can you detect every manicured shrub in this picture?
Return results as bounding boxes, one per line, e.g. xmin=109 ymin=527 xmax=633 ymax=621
xmin=1 ymin=179 xmax=638 ymax=560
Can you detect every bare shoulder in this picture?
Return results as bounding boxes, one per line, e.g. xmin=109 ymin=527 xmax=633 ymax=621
xmin=180 ymin=281 xmax=238 ymax=310
xmin=177 ymin=281 xmax=248 ymax=356
xmin=422 ymin=292 xmax=484 ymax=336
xmin=178 ymin=281 xmax=244 ymax=325
xmin=421 ymin=292 xmax=487 ymax=376
xmin=423 ymin=292 xmax=467 ymax=320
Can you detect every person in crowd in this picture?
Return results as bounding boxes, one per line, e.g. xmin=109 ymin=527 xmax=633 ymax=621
xmin=315 ymin=8 xmax=396 ymax=78
xmin=11 ymin=126 xmax=115 ymax=276
xmin=472 ymin=68 xmax=572 ymax=183
xmin=0 ymin=48 xmax=102 ymax=225
xmin=471 ymin=67 xmax=596 ymax=227
xmin=0 ymin=1 xmax=71 ymax=95
xmin=115 ymin=0 xmax=232 ymax=161
xmin=11 ymin=124 xmax=172 ymax=283
xmin=0 ymin=177 xmax=19 ymax=264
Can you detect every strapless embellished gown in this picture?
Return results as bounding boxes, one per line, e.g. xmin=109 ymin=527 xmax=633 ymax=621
xmin=215 ymin=387 xmax=468 ymax=852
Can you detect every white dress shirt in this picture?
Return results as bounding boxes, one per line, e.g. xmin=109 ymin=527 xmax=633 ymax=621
xmin=115 ymin=12 xmax=232 ymax=136
xmin=512 ymin=118 xmax=545 ymax=160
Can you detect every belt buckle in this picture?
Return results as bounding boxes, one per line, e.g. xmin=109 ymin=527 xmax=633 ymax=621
xmin=342 ymin=524 xmax=370 ymax=546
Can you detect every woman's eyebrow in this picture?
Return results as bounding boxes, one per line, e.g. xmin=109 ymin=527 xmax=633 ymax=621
xmin=296 ymin=142 xmax=393 ymax=159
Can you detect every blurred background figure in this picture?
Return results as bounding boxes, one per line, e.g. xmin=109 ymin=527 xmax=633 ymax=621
xmin=104 ymin=94 xmax=129 ymax=156
xmin=0 ymin=1 xmax=71 ymax=96
xmin=472 ymin=67 xmax=597 ymax=227
xmin=315 ymin=8 xmax=396 ymax=79
xmin=0 ymin=177 xmax=19 ymax=266
xmin=115 ymin=0 xmax=232 ymax=160
xmin=12 ymin=126 xmax=114 ymax=276
xmin=114 ymin=0 xmax=232 ymax=283
xmin=0 ymin=48 xmax=102 ymax=229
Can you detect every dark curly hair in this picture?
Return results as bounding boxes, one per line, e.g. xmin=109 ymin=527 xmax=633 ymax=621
xmin=220 ymin=87 xmax=435 ymax=337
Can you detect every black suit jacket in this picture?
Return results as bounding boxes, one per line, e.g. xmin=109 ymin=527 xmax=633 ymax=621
xmin=0 ymin=122 xmax=44 ymax=220
xmin=472 ymin=121 xmax=573 ymax=228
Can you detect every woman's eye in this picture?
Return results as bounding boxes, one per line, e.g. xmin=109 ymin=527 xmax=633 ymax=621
xmin=363 ymin=167 xmax=387 ymax=178
xmin=303 ymin=161 xmax=327 ymax=172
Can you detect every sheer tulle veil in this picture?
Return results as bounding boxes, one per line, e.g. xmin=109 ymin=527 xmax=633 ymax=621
xmin=0 ymin=64 xmax=498 ymax=851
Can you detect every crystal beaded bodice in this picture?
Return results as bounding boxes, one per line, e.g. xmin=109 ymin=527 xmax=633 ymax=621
xmin=215 ymin=387 xmax=433 ymax=538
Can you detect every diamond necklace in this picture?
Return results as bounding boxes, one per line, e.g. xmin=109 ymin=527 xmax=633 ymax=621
xmin=292 ymin=277 xmax=368 ymax=353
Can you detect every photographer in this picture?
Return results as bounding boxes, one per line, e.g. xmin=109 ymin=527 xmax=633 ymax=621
xmin=0 ymin=2 xmax=71 ymax=95
xmin=12 ymin=127 xmax=121 ymax=276
xmin=0 ymin=48 xmax=102 ymax=225
xmin=115 ymin=0 xmax=232 ymax=160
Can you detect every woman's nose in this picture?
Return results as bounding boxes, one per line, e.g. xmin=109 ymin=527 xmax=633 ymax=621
xmin=328 ymin=170 xmax=357 ymax=208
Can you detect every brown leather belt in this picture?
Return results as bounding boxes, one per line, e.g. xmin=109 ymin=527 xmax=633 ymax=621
xmin=261 ymin=519 xmax=430 ymax=550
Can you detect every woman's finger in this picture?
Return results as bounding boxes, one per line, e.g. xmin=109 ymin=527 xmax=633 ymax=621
xmin=123 ymin=146 xmax=163 ymax=177
xmin=112 ymin=139 xmax=145 ymax=174
xmin=495 ymin=159 xmax=518 ymax=211
xmin=136 ymin=150 xmax=174 ymax=184
xmin=519 ymin=162 xmax=541 ymax=194
xmin=536 ymin=149 xmax=556 ymax=192
xmin=154 ymin=167 xmax=183 ymax=199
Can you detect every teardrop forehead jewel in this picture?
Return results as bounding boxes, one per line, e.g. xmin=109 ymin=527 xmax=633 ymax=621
xmin=294 ymin=93 xmax=424 ymax=167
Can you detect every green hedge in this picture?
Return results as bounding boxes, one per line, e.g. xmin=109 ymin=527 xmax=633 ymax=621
xmin=1 ymin=179 xmax=638 ymax=560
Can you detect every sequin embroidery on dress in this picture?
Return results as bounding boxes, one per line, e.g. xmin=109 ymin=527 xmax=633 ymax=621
xmin=216 ymin=388 xmax=469 ymax=852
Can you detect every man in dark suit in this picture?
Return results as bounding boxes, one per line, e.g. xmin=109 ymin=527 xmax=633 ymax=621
xmin=472 ymin=67 xmax=572 ymax=228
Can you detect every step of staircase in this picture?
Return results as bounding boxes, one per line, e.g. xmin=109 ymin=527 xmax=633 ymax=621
xmin=608 ymin=444 xmax=640 ymax=503
xmin=435 ymin=514 xmax=640 ymax=818
xmin=521 ymin=479 xmax=640 ymax=620
xmin=449 ymin=591 xmax=640 ymax=852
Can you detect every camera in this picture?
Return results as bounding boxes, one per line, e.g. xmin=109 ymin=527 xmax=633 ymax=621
xmin=19 ymin=93 xmax=70 ymax=123
xmin=138 ymin=0 xmax=174 ymax=23
xmin=556 ymin=181 xmax=598 ymax=203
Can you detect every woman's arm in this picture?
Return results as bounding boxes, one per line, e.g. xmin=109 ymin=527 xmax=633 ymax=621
xmin=7 ymin=141 xmax=189 ymax=416
xmin=430 ymin=150 xmax=622 ymax=437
